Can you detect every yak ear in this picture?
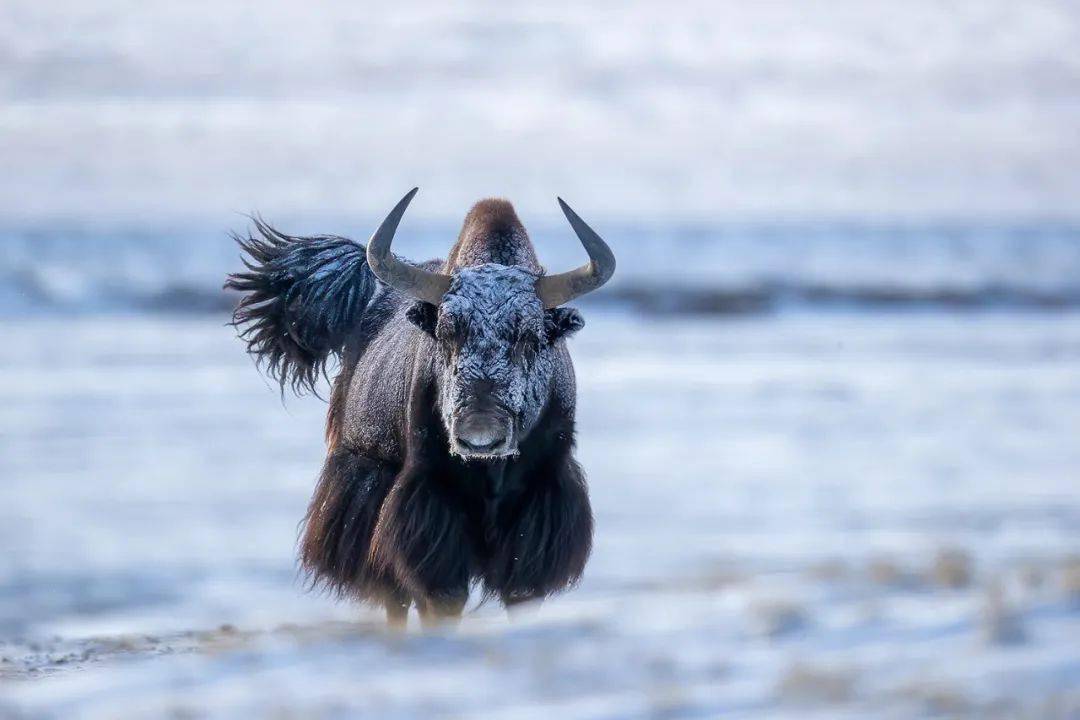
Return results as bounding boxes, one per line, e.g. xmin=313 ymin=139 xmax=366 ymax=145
xmin=545 ymin=307 xmax=585 ymax=342
xmin=406 ymin=301 xmax=439 ymax=337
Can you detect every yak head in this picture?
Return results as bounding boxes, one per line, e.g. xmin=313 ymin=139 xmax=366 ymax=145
xmin=365 ymin=189 xmax=615 ymax=460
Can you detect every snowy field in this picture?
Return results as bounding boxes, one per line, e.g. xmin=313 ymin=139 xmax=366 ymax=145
xmin=2 ymin=0 xmax=1080 ymax=715
xmin=1 ymin=310 xmax=1078 ymax=718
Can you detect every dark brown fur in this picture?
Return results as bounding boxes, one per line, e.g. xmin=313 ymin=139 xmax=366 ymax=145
xmin=444 ymin=199 xmax=542 ymax=273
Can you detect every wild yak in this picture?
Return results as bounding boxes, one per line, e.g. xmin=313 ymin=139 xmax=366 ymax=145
xmin=225 ymin=189 xmax=616 ymax=628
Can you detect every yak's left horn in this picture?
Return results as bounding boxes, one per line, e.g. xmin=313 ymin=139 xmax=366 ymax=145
xmin=366 ymin=188 xmax=452 ymax=305
xmin=535 ymin=198 xmax=616 ymax=308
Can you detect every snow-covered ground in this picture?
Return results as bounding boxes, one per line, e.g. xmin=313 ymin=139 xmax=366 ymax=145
xmin=2 ymin=2 xmax=1079 ymax=713
xmin=1 ymin=311 xmax=1078 ymax=718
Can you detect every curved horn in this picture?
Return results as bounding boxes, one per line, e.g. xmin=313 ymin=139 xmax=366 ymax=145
xmin=535 ymin=198 xmax=616 ymax=308
xmin=366 ymin=188 xmax=452 ymax=304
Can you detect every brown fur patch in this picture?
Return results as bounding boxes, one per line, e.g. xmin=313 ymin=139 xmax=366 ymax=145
xmin=462 ymin=198 xmax=523 ymax=236
xmin=324 ymin=365 xmax=351 ymax=450
xmin=445 ymin=198 xmax=541 ymax=272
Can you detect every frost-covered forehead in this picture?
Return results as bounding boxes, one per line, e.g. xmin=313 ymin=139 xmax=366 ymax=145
xmin=432 ymin=263 xmax=567 ymax=454
xmin=439 ymin=264 xmax=543 ymax=333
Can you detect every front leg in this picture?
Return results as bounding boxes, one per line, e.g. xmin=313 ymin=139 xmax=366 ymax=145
xmin=485 ymin=454 xmax=593 ymax=604
xmin=299 ymin=447 xmax=405 ymax=606
xmin=415 ymin=595 xmax=466 ymax=629
xmin=384 ymin=589 xmax=411 ymax=631
xmin=369 ymin=461 xmax=474 ymax=624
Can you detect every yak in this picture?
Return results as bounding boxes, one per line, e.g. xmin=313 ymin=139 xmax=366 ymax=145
xmin=225 ymin=189 xmax=616 ymax=628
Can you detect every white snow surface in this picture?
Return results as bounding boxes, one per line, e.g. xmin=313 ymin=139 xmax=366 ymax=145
xmin=1 ymin=311 xmax=1078 ymax=718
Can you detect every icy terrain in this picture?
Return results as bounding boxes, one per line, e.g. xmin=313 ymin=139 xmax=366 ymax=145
xmin=2 ymin=0 xmax=1080 ymax=714
xmin=1 ymin=311 xmax=1078 ymax=718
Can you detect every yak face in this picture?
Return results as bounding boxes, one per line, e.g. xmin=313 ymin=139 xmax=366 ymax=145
xmin=408 ymin=264 xmax=583 ymax=460
xmin=370 ymin=190 xmax=613 ymax=459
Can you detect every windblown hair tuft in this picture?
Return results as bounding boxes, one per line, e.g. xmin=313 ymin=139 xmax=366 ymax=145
xmin=225 ymin=218 xmax=378 ymax=394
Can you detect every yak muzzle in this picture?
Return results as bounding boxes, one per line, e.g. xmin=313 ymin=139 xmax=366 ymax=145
xmin=452 ymin=412 xmax=514 ymax=459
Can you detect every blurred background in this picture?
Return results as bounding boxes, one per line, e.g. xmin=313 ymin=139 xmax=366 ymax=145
xmin=2 ymin=1 xmax=1079 ymax=717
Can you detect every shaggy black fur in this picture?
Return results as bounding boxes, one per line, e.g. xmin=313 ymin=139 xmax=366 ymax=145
xmin=298 ymin=447 xmax=403 ymax=603
xmin=224 ymin=219 xmax=379 ymax=394
xmin=295 ymin=360 xmax=592 ymax=616
xmin=483 ymin=451 xmax=592 ymax=604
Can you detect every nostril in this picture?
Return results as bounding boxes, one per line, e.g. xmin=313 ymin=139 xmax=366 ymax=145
xmin=457 ymin=433 xmax=506 ymax=452
xmin=455 ymin=413 xmax=509 ymax=453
